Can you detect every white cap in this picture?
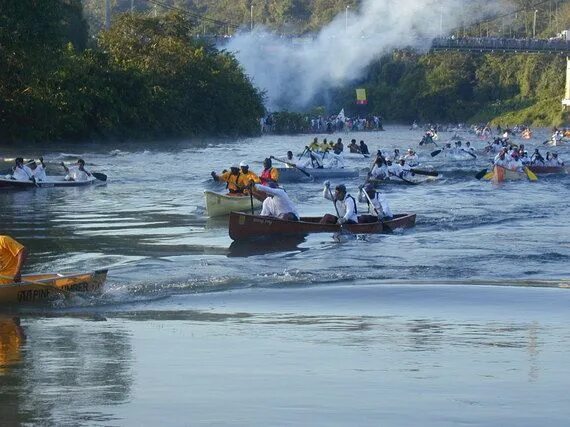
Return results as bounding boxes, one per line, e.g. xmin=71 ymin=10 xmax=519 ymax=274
xmin=239 ymin=161 xmax=248 ymax=167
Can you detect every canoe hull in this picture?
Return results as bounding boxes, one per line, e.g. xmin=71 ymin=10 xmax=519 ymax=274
xmin=527 ymin=165 xmax=566 ymax=174
xmin=277 ymin=167 xmax=359 ymax=182
xmin=0 ymin=269 xmax=108 ymax=305
xmin=0 ymin=176 xmax=97 ymax=189
xmin=489 ymin=166 xmax=528 ymax=182
xmin=204 ymin=190 xmax=262 ymax=217
xmin=229 ymin=211 xmax=416 ymax=241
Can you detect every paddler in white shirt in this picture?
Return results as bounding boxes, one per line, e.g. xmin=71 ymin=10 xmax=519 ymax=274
xmin=370 ymin=157 xmax=388 ymax=180
xmin=398 ymin=158 xmax=412 ymax=177
xmin=61 ymin=158 xmax=91 ymax=181
xmin=11 ymin=158 xmax=34 ymax=181
xmin=403 ymin=149 xmax=419 ymax=166
xmin=321 ymin=181 xmax=358 ymax=224
xmin=324 ymin=147 xmax=345 ymax=169
xmin=254 ymin=182 xmax=299 ymax=221
xmin=358 ymin=183 xmax=393 ymax=221
xmin=387 ymin=158 xmax=404 ymax=179
xmin=30 ymin=158 xmax=47 ymax=181
xmin=508 ymin=152 xmax=524 ymax=172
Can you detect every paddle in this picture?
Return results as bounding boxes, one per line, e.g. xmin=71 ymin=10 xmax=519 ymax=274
xmin=475 ymin=168 xmax=488 ymax=180
xmin=92 ymin=172 xmax=107 ymax=182
xmin=298 ymin=146 xmax=308 ymax=160
xmin=270 ymin=156 xmax=312 ymax=178
xmin=360 ymin=187 xmax=392 ymax=233
xmin=249 ymin=183 xmax=255 ymax=214
xmin=482 ymin=170 xmax=494 ymax=180
xmin=524 ymin=167 xmax=538 ymax=181
xmin=430 ymin=149 xmax=442 ymax=157
xmin=326 ymin=185 xmax=353 ymax=236
xmin=461 ymin=149 xmax=477 ymax=159
xmin=410 ymin=168 xmax=438 ymax=177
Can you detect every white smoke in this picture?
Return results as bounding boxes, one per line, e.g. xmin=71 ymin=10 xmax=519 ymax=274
xmin=225 ymin=0 xmax=508 ymax=111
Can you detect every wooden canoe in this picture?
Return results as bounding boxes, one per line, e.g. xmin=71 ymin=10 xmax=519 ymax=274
xmin=204 ymin=190 xmax=262 ymax=217
xmin=0 ymin=269 xmax=108 ymax=305
xmin=276 ymin=167 xmax=359 ymax=182
xmin=228 ymin=211 xmax=416 ymax=241
xmin=527 ymin=165 xmax=566 ymax=174
xmin=0 ymin=176 xmax=98 ymax=189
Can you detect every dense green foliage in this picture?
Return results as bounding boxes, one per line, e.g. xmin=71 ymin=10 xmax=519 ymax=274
xmin=340 ymin=51 xmax=567 ymax=127
xmin=0 ymin=2 xmax=264 ymax=142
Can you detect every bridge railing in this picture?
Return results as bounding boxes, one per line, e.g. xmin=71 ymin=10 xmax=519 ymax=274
xmin=431 ymin=36 xmax=570 ymax=53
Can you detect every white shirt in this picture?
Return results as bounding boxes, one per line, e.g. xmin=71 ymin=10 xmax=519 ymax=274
xmin=33 ymin=164 xmax=47 ymax=181
xmin=358 ymin=190 xmax=393 ymax=218
xmin=371 ymin=164 xmax=388 ymax=180
xmin=388 ymin=163 xmax=403 ymax=178
xmin=12 ymin=165 xmax=33 ymax=181
xmin=325 ymin=153 xmax=345 ymax=169
xmin=403 ymin=154 xmax=419 ymax=166
xmin=323 ymin=188 xmax=358 ymax=223
xmin=67 ymin=166 xmax=90 ymax=181
xmin=256 ymin=184 xmax=299 ymax=218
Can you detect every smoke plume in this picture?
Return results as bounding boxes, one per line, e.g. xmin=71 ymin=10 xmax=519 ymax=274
xmin=225 ymin=0 xmax=508 ymax=111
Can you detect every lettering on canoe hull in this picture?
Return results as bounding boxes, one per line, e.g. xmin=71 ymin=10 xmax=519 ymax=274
xmin=16 ymin=280 xmax=99 ymax=303
xmin=17 ymin=289 xmax=50 ymax=303
xmin=251 ymin=218 xmax=273 ymax=226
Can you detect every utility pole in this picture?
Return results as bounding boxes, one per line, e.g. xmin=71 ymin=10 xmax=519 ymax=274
xmin=250 ymin=4 xmax=254 ymax=31
xmin=104 ymin=0 xmax=111 ymax=30
xmin=533 ymin=9 xmax=538 ymax=38
xmin=345 ymin=5 xmax=350 ymax=33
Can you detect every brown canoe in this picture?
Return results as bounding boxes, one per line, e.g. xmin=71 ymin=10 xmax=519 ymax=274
xmin=228 ymin=211 xmax=416 ymax=241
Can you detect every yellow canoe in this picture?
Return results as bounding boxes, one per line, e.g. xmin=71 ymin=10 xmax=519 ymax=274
xmin=0 ymin=269 xmax=107 ymax=305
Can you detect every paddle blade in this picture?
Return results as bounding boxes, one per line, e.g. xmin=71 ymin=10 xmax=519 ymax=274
xmin=410 ymin=168 xmax=438 ymax=177
xmin=92 ymin=172 xmax=107 ymax=182
xmin=474 ymin=168 xmax=488 ymax=180
xmin=430 ymin=150 xmax=442 ymax=157
xmin=524 ymin=167 xmax=538 ymax=181
xmin=482 ymin=171 xmax=494 ymax=180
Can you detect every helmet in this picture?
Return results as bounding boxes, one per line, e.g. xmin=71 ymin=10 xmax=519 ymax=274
xmin=239 ymin=161 xmax=248 ymax=167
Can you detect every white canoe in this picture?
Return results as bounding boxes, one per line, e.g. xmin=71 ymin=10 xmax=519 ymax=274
xmin=276 ymin=167 xmax=359 ymax=182
xmin=204 ymin=190 xmax=262 ymax=217
xmin=0 ymin=175 xmax=98 ymax=189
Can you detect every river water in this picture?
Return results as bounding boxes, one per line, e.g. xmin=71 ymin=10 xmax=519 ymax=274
xmin=0 ymin=126 xmax=569 ymax=425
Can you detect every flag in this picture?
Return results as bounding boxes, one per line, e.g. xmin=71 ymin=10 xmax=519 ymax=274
xmin=337 ymin=108 xmax=345 ymax=121
xmin=356 ymin=88 xmax=367 ymax=105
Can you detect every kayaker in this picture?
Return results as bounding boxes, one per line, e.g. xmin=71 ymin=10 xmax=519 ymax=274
xmin=403 ymin=149 xmax=419 ymax=166
xmin=61 ymin=159 xmax=91 ymax=181
xmin=254 ymin=182 xmax=299 ymax=221
xmin=321 ymin=181 xmax=358 ymax=225
xmin=358 ymin=183 xmax=393 ymax=222
xmin=11 ymin=158 xmax=34 ymax=182
xmin=211 ymin=165 xmax=243 ymax=194
xmin=259 ymin=158 xmax=279 ymax=186
xmin=0 ymin=236 xmax=27 ymax=285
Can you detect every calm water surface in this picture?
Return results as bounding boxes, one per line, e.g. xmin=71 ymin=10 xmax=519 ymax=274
xmin=0 ymin=126 xmax=569 ymax=425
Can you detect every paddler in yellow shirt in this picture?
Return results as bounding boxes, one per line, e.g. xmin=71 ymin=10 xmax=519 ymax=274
xmin=0 ymin=236 xmax=27 ymax=285
xmin=211 ymin=164 xmax=243 ymax=194
xmin=308 ymin=137 xmax=320 ymax=151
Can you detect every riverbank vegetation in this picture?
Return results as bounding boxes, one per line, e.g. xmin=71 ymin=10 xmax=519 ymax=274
xmin=0 ymin=1 xmax=264 ymax=142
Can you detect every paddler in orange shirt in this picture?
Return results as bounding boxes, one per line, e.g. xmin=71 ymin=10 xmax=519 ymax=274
xmin=259 ymin=158 xmax=279 ymax=186
xmin=0 ymin=236 xmax=27 ymax=285
xmin=211 ymin=164 xmax=243 ymax=194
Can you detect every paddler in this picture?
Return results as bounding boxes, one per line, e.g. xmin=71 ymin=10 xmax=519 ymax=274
xmin=308 ymin=137 xmax=320 ymax=151
xmin=254 ymin=182 xmax=299 ymax=221
xmin=0 ymin=236 xmax=27 ymax=285
xmin=358 ymin=183 xmax=393 ymax=222
xmin=11 ymin=158 xmax=34 ymax=182
xmin=211 ymin=164 xmax=243 ymax=194
xmin=321 ymin=181 xmax=358 ymax=225
xmin=259 ymin=158 xmax=279 ymax=185
xmin=61 ymin=159 xmax=91 ymax=181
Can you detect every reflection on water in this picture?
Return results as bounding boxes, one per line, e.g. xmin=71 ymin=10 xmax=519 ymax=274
xmin=228 ymin=236 xmax=308 ymax=257
xmin=0 ymin=315 xmax=133 ymax=425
